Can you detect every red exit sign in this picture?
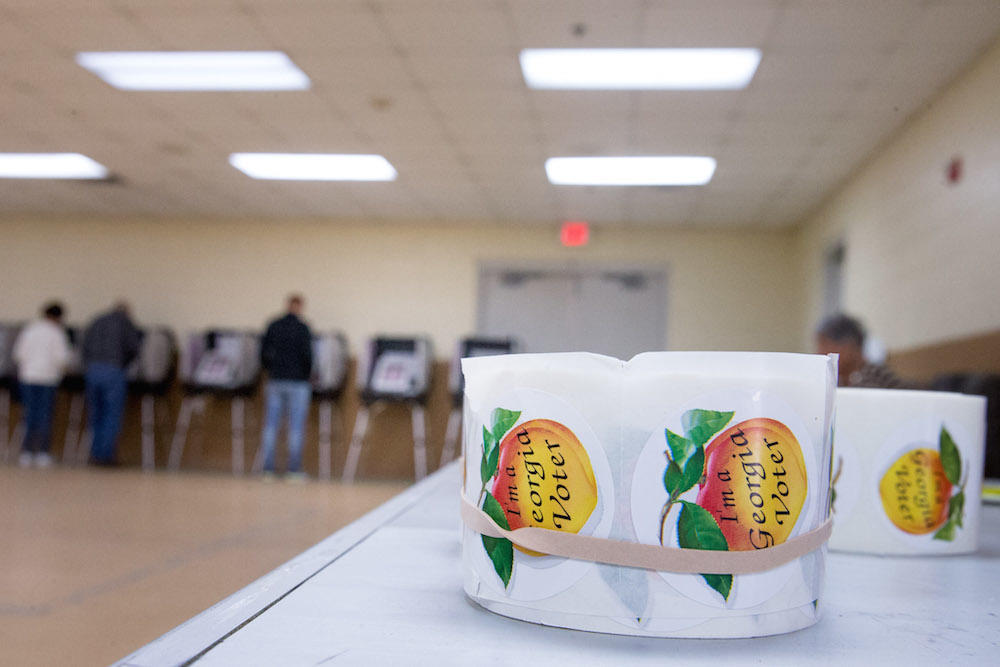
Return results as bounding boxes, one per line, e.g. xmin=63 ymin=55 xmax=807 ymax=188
xmin=561 ymin=220 xmax=589 ymax=247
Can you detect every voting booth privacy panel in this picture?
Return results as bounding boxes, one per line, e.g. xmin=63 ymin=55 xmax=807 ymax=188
xmin=169 ymin=330 xmax=261 ymax=474
xmin=343 ymin=336 xmax=434 ymax=483
xmin=128 ymin=328 xmax=177 ymax=470
xmin=55 ymin=326 xmax=88 ymax=463
xmin=439 ymin=337 xmax=518 ymax=468
xmin=308 ymin=331 xmax=349 ymax=480
xmin=0 ymin=323 xmax=21 ymax=461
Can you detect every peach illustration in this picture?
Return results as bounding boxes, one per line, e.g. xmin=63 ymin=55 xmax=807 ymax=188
xmin=492 ymin=419 xmax=598 ymax=554
xmin=879 ymin=448 xmax=951 ymax=535
xmin=696 ymin=418 xmax=808 ymax=551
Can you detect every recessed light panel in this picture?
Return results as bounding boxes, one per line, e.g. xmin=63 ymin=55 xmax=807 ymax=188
xmin=0 ymin=153 xmax=109 ymax=179
xmin=545 ymin=157 xmax=716 ymax=186
xmin=520 ymin=48 xmax=761 ymax=90
xmin=76 ymin=51 xmax=310 ymax=91
xmin=229 ymin=153 xmax=398 ymax=181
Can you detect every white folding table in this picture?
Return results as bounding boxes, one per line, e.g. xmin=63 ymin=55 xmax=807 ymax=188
xmin=118 ymin=463 xmax=1000 ymax=666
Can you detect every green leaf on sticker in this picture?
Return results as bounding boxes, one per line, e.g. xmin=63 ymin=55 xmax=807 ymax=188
xmin=677 ymin=500 xmax=729 ymax=551
xmin=482 ymin=489 xmax=511 ymax=531
xmin=681 ymin=446 xmax=705 ymax=494
xmin=948 ymin=489 xmax=965 ymax=528
xmin=663 ymin=460 xmax=685 ymax=497
xmin=480 ymin=426 xmax=497 ymax=484
xmin=676 ymin=500 xmax=732 ymax=601
xmin=481 ymin=491 xmax=513 ymax=586
xmin=485 ymin=445 xmax=500 ymax=487
xmin=491 ymin=408 xmax=521 ymax=440
xmin=939 ymin=426 xmax=961 ymax=486
xmin=933 ymin=518 xmax=957 ymax=542
xmin=664 ymin=429 xmax=706 ymax=498
xmin=701 ymin=573 xmax=734 ymax=602
xmin=681 ymin=410 xmax=735 ymax=448
xmin=665 ymin=428 xmax=697 ymax=467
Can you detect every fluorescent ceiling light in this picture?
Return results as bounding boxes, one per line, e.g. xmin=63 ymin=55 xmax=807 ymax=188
xmin=76 ymin=51 xmax=310 ymax=91
xmin=520 ymin=48 xmax=761 ymax=90
xmin=229 ymin=153 xmax=398 ymax=181
xmin=545 ymin=156 xmax=716 ymax=186
xmin=0 ymin=153 xmax=109 ymax=179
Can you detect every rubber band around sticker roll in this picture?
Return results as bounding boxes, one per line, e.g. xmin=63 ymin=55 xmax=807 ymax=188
xmin=461 ymin=494 xmax=833 ymax=575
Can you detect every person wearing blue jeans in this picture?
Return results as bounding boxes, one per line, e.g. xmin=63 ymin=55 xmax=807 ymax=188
xmin=260 ymin=380 xmax=312 ymax=473
xmin=13 ymin=301 xmax=70 ymax=467
xmin=20 ymin=383 xmax=57 ymax=456
xmin=84 ymin=362 xmax=129 ymax=464
xmin=259 ymin=295 xmax=313 ymax=478
xmin=82 ymin=303 xmax=141 ymax=466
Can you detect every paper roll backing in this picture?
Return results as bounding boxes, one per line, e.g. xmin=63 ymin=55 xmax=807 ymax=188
xmin=829 ymin=387 xmax=987 ymax=555
xmin=460 ymin=352 xmax=837 ymax=638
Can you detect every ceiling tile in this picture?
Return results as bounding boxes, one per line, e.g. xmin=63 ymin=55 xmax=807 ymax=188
xmin=17 ymin=5 xmax=157 ymax=52
xmin=640 ymin=3 xmax=779 ymax=47
xmin=769 ymin=0 xmax=921 ymax=53
xmin=635 ymin=91 xmax=741 ymax=122
xmin=379 ymin=4 xmax=514 ymax=56
xmin=301 ymin=54 xmax=416 ymax=94
xmin=130 ymin=7 xmax=272 ymax=51
xmin=251 ymin=3 xmax=395 ymax=56
xmin=405 ymin=54 xmax=524 ymax=89
xmin=507 ymin=0 xmax=645 ymax=48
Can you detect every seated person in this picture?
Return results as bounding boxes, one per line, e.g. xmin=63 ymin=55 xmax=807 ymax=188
xmin=815 ymin=314 xmax=910 ymax=388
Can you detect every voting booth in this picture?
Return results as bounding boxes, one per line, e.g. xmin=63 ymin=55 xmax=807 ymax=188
xmin=168 ymin=330 xmax=260 ymax=474
xmin=311 ymin=331 xmax=349 ymax=480
xmin=438 ymin=337 xmax=517 ymax=467
xmin=0 ymin=323 xmax=21 ymax=462
xmin=342 ymin=336 xmax=433 ymax=482
xmin=59 ymin=326 xmax=88 ymax=464
xmin=126 ymin=327 xmax=177 ymax=471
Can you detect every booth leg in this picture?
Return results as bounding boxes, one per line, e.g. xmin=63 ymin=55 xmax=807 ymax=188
xmin=141 ymin=395 xmax=156 ymax=472
xmin=411 ymin=404 xmax=427 ymax=482
xmin=168 ymin=396 xmax=198 ymax=471
xmin=342 ymin=405 xmax=369 ymax=484
xmin=331 ymin=403 xmax=344 ymax=476
xmin=10 ymin=422 xmax=25 ymax=460
xmin=0 ymin=389 xmax=9 ymax=463
xmin=250 ymin=436 xmax=265 ymax=475
xmin=440 ymin=408 xmax=462 ymax=468
xmin=63 ymin=394 xmax=85 ymax=465
xmin=318 ymin=399 xmax=332 ymax=481
xmin=77 ymin=429 xmax=92 ymax=465
xmin=231 ymin=397 xmax=246 ymax=476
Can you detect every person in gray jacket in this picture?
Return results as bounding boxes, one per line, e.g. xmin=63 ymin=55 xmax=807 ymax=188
xmin=82 ymin=302 xmax=142 ymax=466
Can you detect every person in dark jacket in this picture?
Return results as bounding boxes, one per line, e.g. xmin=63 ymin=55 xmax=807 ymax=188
xmin=82 ymin=302 xmax=142 ymax=466
xmin=259 ymin=294 xmax=313 ymax=478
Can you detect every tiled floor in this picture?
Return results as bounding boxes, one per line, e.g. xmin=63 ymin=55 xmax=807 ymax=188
xmin=0 ymin=465 xmax=408 ymax=666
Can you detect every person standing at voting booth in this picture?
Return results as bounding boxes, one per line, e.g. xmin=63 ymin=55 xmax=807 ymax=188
xmin=12 ymin=301 xmax=70 ymax=467
xmin=82 ymin=302 xmax=142 ymax=466
xmin=259 ymin=295 xmax=313 ymax=479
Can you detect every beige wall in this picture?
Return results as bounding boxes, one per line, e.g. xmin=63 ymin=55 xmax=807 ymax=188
xmin=797 ymin=37 xmax=1000 ymax=352
xmin=0 ymin=218 xmax=803 ymax=356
